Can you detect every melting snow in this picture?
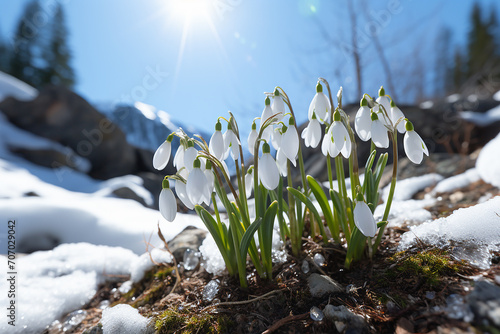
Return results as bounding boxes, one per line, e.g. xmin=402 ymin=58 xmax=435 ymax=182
xmin=477 ymin=132 xmax=500 ymax=187
xmin=399 ymin=196 xmax=500 ymax=269
xmin=382 ymin=173 xmax=443 ymax=202
xmin=433 ymin=168 xmax=480 ymax=194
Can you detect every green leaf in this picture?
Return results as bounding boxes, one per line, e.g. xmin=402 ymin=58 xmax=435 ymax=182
xmin=239 ymin=217 xmax=263 ymax=263
xmin=365 ymin=149 xmax=377 ymax=171
xmin=307 ymin=176 xmax=336 ymax=237
xmin=345 ymin=227 xmax=367 ymax=269
xmin=288 ymin=187 xmax=332 ymax=243
xmin=261 ymin=201 xmax=278 ymax=275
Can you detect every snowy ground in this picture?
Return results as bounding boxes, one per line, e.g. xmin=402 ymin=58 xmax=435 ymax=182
xmin=0 ymin=73 xmax=499 ymax=333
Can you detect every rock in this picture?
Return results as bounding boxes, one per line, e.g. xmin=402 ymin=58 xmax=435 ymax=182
xmin=323 ymin=304 xmax=367 ymax=332
xmin=111 ymin=187 xmax=148 ymax=207
xmin=467 ymin=280 xmax=500 ymax=327
xmin=308 ymin=273 xmax=343 ymax=297
xmin=0 ymin=85 xmax=137 ymax=179
xmin=167 ymin=226 xmax=207 ymax=263
xmin=9 ymin=147 xmax=88 ymax=172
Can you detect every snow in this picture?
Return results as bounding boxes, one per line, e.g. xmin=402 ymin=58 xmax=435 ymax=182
xmin=101 ymin=304 xmax=151 ymax=334
xmin=477 ymin=132 xmax=500 ymax=187
xmin=0 ymin=71 xmax=38 ymax=102
xmin=446 ymin=93 xmax=461 ymax=103
xmin=433 ymin=168 xmax=480 ymax=194
xmin=419 ymin=100 xmax=434 ymax=109
xmin=399 ymin=196 xmax=500 ymax=269
xmin=494 ymin=90 xmax=500 ymax=101
xmin=460 ymin=104 xmax=500 ymax=126
xmin=382 ymin=173 xmax=443 ymax=202
xmin=375 ymin=197 xmax=435 ymax=227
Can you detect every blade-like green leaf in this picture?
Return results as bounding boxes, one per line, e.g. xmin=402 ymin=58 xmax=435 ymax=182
xmin=239 ymin=217 xmax=263 ymax=263
xmin=307 ymin=176 xmax=336 ymax=236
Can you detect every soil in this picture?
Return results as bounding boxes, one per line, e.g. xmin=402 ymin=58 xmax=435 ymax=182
xmin=48 ymin=178 xmax=500 ymax=334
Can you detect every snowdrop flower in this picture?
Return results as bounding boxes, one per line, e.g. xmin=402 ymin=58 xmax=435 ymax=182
xmin=370 ymin=112 xmax=389 ymax=149
xmin=260 ymin=96 xmax=274 ymax=141
xmin=276 ymin=147 xmax=288 ymax=177
xmin=308 ymin=82 xmax=331 ymax=123
xmin=186 ymin=158 xmax=208 ymax=205
xmin=271 ymin=125 xmax=282 ymax=151
xmin=175 ymin=172 xmax=194 ymax=210
xmin=321 ymin=110 xmax=351 ymax=158
xmin=173 ymin=144 xmax=185 ymax=170
xmin=271 ymin=88 xmax=285 ymax=121
xmin=202 ymin=161 xmax=215 ymax=205
xmin=153 ymin=134 xmax=174 ymax=170
xmin=355 ymin=97 xmax=371 ymax=141
xmin=247 ymin=121 xmax=258 ymax=155
xmin=209 ymin=120 xmax=226 ymax=161
xmin=183 ymin=141 xmax=199 ymax=172
xmin=281 ymin=117 xmax=299 ymax=165
xmin=245 ymin=166 xmax=254 ymax=199
xmin=403 ymin=120 xmax=429 ymax=164
xmin=224 ymin=123 xmax=240 ymax=161
xmin=159 ymin=178 xmax=177 ymax=222
xmin=353 ymin=193 xmax=377 ymax=238
xmin=390 ymin=100 xmax=406 ymax=134
xmin=376 ymin=86 xmax=391 ymax=115
xmin=302 ymin=112 xmax=322 ymax=148
xmin=258 ymin=142 xmax=280 ymax=190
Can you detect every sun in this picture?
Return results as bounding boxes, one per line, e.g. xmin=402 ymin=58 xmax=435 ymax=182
xmin=169 ymin=0 xmax=213 ymax=26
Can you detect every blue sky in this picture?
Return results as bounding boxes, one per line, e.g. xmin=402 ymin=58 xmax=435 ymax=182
xmin=1 ymin=0 xmax=499 ymax=135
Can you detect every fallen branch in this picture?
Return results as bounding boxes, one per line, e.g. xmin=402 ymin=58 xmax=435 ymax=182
xmin=200 ymin=290 xmax=282 ymax=313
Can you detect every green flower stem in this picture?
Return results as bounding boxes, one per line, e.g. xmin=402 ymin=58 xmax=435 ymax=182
xmin=372 ymin=131 xmax=398 ymax=254
xmin=211 ymin=192 xmax=225 ymax=244
xmin=327 ymin=154 xmax=334 ymax=190
xmin=287 ymin=161 xmax=300 ymax=257
xmin=229 ymin=214 xmax=247 ymax=288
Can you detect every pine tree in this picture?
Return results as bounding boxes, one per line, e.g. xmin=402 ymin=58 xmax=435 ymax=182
xmin=9 ymin=0 xmax=45 ymax=87
xmin=42 ymin=3 xmax=75 ymax=88
xmin=0 ymin=25 xmax=10 ymax=73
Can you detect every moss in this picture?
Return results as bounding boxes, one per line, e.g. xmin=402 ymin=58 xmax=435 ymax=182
xmin=155 ymin=309 xmax=234 ymax=334
xmin=387 ymin=249 xmax=462 ymax=287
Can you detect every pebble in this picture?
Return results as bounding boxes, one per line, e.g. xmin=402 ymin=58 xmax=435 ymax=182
xmin=310 ymin=306 xmax=324 ymax=321
xmin=313 ymin=253 xmax=326 ymax=267
xmin=202 ymin=279 xmax=220 ymax=302
xmin=301 ymin=259 xmax=310 ymax=274
xmin=308 ymin=274 xmax=343 ymax=297
xmin=62 ymin=310 xmax=87 ymax=332
xmin=183 ymin=248 xmax=200 ymax=270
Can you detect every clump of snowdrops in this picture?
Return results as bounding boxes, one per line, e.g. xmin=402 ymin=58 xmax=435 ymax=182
xmin=153 ymin=78 xmax=429 ymax=287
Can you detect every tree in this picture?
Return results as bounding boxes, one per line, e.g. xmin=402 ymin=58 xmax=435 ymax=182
xmin=0 ymin=25 xmax=10 ymax=73
xmin=41 ymin=3 xmax=75 ymax=88
xmin=9 ymin=0 xmax=45 ymax=87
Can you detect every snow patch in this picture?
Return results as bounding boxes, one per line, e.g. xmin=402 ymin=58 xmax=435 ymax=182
xmin=0 ymin=71 xmax=37 ymax=102
xmin=399 ymin=196 xmax=500 ymax=269
xmin=382 ymin=173 xmax=443 ymax=202
xmin=477 ymin=132 xmax=500 ymax=187
xmin=433 ymin=168 xmax=480 ymax=194
xmin=419 ymin=100 xmax=434 ymax=109
xmin=460 ymin=104 xmax=500 ymax=126
xmin=101 ymin=304 xmax=151 ymax=334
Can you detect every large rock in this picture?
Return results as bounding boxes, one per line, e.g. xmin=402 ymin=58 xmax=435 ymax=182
xmin=0 ymin=85 xmax=137 ymax=179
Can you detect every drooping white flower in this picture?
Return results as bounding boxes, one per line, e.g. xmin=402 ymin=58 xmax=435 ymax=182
xmin=376 ymin=86 xmax=391 ymax=115
xmin=186 ymin=158 xmax=208 ymax=205
xmin=355 ymin=97 xmax=372 ymax=141
xmin=175 ymin=178 xmax=194 ymax=210
xmin=276 ymin=147 xmax=288 ymax=177
xmin=153 ymin=134 xmax=174 ymax=170
xmin=173 ymin=144 xmax=185 ymax=170
xmin=403 ymin=121 xmax=429 ymax=164
xmin=271 ymin=125 xmax=282 ymax=151
xmin=245 ymin=166 xmax=254 ymax=199
xmin=202 ymin=161 xmax=215 ymax=205
xmin=271 ymin=88 xmax=285 ymax=121
xmin=321 ymin=125 xmax=332 ymax=157
xmin=321 ymin=110 xmax=351 ymax=158
xmin=260 ymin=96 xmax=274 ymax=141
xmin=247 ymin=121 xmax=258 ymax=155
xmin=302 ymin=112 xmax=322 ymax=148
xmin=183 ymin=142 xmax=198 ymax=172
xmin=353 ymin=197 xmax=377 ymax=238
xmin=159 ymin=179 xmax=177 ymax=222
xmin=258 ymin=142 xmax=280 ymax=190
xmin=308 ymin=82 xmax=331 ymax=123
xmin=281 ymin=118 xmax=300 ymax=166
xmin=209 ymin=121 xmax=226 ymax=161
xmin=224 ymin=123 xmax=240 ymax=161
xmin=390 ymin=100 xmax=406 ymax=134
xmin=370 ymin=112 xmax=390 ymax=149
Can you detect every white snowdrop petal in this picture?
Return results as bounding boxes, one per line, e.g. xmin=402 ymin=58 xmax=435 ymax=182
xmin=186 ymin=168 xmax=207 ymax=204
xmin=314 ymin=92 xmax=331 ymax=122
xmin=276 ymin=148 xmax=288 ymax=177
xmin=247 ymin=130 xmax=258 ymax=155
xmin=355 ymin=106 xmax=372 ymax=141
xmin=271 ymin=127 xmax=282 ymax=151
xmin=153 ymin=141 xmax=171 ymax=170
xmin=376 ymin=95 xmax=391 ymax=114
xmin=259 ymin=153 xmax=280 ymax=190
xmin=245 ymin=171 xmax=254 ymax=199
xmin=282 ymin=126 xmax=299 ymax=165
xmin=159 ymin=188 xmax=177 ymax=222
xmin=183 ymin=147 xmax=198 ymax=172
xmin=354 ymin=201 xmax=377 ymax=237
xmin=209 ymin=131 xmax=225 ymax=161
xmin=321 ymin=131 xmax=329 ymax=156
xmin=341 ymin=133 xmax=352 ymax=159
xmin=404 ymin=131 xmax=427 ymax=164
xmin=390 ymin=106 xmax=406 ymax=133
xmin=371 ymin=120 xmax=389 ymax=148
xmin=272 ymin=96 xmax=285 ymax=120
xmin=173 ymin=147 xmax=185 ymax=169
xmin=175 ymin=180 xmax=194 ymax=210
